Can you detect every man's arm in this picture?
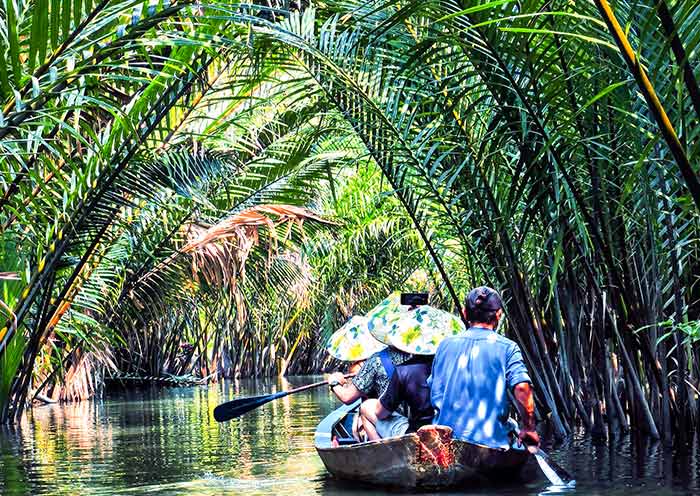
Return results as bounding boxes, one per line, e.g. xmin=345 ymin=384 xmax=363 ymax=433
xmin=506 ymin=342 xmax=540 ymax=447
xmin=513 ymin=381 xmax=539 ymax=447
xmin=327 ymin=372 xmax=363 ymax=404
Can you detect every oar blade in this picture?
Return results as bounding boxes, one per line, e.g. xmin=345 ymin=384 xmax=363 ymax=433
xmin=213 ymin=391 xmax=285 ymax=422
xmin=508 ymin=419 xmax=575 ymax=487
xmin=530 ymin=447 xmax=576 ymax=487
xmin=534 ymin=452 xmax=565 ymax=486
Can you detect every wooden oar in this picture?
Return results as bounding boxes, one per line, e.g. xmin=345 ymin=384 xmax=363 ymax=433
xmin=507 ymin=419 xmax=575 ymax=487
xmin=527 ymin=445 xmax=575 ymax=487
xmin=214 ymin=374 xmax=354 ymax=422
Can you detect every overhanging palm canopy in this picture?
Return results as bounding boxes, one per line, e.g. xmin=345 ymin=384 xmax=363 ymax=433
xmin=0 ymin=0 xmax=697 ymax=444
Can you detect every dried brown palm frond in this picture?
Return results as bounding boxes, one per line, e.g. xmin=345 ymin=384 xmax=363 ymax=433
xmin=183 ymin=205 xmax=330 ymax=250
xmin=181 ymin=204 xmax=333 ymax=289
xmin=44 ymin=350 xmax=110 ymax=403
xmin=134 ymin=204 xmax=331 ymax=294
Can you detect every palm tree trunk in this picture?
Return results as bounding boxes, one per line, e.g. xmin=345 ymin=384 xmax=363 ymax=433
xmin=611 ymin=316 xmax=660 ymax=438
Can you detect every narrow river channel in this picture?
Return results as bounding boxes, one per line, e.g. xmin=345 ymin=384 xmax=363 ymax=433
xmin=0 ymin=377 xmax=698 ymax=495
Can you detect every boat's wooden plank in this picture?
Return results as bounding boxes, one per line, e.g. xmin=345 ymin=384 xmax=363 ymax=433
xmin=315 ymin=405 xmax=535 ymax=489
xmin=318 ymin=433 xmax=422 ymax=487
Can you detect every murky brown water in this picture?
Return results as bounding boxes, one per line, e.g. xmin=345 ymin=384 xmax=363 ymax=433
xmin=0 ymin=376 xmax=698 ymax=495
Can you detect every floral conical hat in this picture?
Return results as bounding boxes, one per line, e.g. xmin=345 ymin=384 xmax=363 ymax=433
xmin=364 ymin=292 xmax=411 ymax=345
xmin=325 ymin=316 xmax=387 ymax=361
xmin=385 ymin=306 xmax=466 ymax=355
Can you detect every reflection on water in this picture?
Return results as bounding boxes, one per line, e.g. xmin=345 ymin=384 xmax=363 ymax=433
xmin=0 ymin=376 xmax=698 ymax=495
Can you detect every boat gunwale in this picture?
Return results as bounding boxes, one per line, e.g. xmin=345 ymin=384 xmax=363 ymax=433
xmin=315 ymin=402 xmax=521 ymax=455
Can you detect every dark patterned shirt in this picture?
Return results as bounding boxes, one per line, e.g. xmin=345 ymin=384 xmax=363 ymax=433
xmin=380 ymin=356 xmax=434 ymax=432
xmin=351 ymin=348 xmax=412 ymax=399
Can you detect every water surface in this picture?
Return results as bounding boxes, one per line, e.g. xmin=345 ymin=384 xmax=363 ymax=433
xmin=0 ymin=377 xmax=697 ymax=495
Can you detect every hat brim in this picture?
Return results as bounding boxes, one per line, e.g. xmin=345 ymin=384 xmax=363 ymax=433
xmin=384 ymin=307 xmax=466 ymax=355
xmin=326 ymin=317 xmax=387 ymax=361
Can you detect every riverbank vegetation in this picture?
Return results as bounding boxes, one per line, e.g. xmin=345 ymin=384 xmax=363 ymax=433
xmin=1 ymin=0 xmax=699 ymax=446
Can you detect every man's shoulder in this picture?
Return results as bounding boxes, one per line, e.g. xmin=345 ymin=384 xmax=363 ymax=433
xmin=437 ymin=332 xmax=518 ymax=351
xmin=485 ymin=332 xmax=519 ymax=347
xmin=434 ymin=336 xmax=467 ymax=356
xmin=437 ymin=335 xmax=466 ymax=348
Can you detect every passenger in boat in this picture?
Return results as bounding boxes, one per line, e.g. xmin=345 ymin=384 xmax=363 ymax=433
xmin=359 ymin=354 xmax=434 ymax=440
xmin=428 ymin=286 xmax=540 ymax=449
xmin=326 ymin=312 xmax=412 ymax=441
xmin=328 ymin=294 xmax=432 ymax=440
xmin=327 ymin=347 xmax=412 ymax=406
xmin=329 ymin=345 xmax=414 ymax=435
xmin=328 ymin=346 xmax=412 ymax=441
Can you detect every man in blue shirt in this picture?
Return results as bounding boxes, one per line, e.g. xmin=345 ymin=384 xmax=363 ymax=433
xmin=429 ymin=287 xmax=539 ymax=449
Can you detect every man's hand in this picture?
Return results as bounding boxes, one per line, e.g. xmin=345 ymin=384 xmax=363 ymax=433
xmin=518 ymin=429 xmax=540 ymax=449
xmin=327 ymin=371 xmax=347 ymax=387
xmin=326 ymin=372 xmax=362 ymax=404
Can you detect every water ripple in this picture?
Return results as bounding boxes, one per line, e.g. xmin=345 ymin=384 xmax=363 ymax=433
xmin=0 ymin=377 xmax=698 ymax=496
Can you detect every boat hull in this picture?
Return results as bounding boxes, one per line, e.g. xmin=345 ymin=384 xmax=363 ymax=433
xmin=315 ymin=403 xmax=534 ymax=489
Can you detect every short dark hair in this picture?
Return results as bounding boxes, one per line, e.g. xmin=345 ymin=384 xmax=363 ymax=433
xmin=465 ymin=286 xmax=503 ymax=325
xmin=467 ymin=307 xmax=499 ymax=325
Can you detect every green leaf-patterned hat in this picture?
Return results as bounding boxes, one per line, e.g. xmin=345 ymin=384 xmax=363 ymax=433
xmin=385 ymin=306 xmax=467 ymax=355
xmin=325 ymin=316 xmax=387 ymax=361
xmin=365 ymin=292 xmax=411 ymax=345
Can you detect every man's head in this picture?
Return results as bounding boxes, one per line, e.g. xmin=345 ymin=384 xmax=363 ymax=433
xmin=464 ymin=286 xmax=503 ymax=327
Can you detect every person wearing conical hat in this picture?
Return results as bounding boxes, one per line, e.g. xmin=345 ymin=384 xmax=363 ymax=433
xmin=428 ymin=287 xmax=539 ymax=450
xmin=325 ymin=315 xmax=409 ymax=406
xmin=325 ymin=320 xmax=380 ymax=444
xmin=327 ymin=296 xmax=422 ymax=435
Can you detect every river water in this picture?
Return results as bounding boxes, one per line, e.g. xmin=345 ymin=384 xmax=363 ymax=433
xmin=0 ymin=376 xmax=698 ymax=495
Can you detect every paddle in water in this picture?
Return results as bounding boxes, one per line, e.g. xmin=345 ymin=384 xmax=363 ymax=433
xmin=527 ymin=444 xmax=575 ymax=487
xmin=214 ymin=374 xmax=354 ymax=422
xmin=507 ymin=418 xmax=575 ymax=487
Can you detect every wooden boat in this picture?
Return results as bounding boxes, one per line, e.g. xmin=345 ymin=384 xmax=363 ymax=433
xmin=315 ymin=402 xmax=537 ymax=489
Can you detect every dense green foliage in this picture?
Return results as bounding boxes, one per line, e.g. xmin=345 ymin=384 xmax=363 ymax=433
xmin=1 ymin=0 xmax=699 ymax=446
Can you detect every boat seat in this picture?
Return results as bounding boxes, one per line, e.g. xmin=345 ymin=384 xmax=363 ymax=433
xmin=333 ymin=413 xmax=358 ymax=445
xmin=334 ymin=436 xmax=358 ymax=446
xmin=337 ymin=414 xmax=354 ymax=436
